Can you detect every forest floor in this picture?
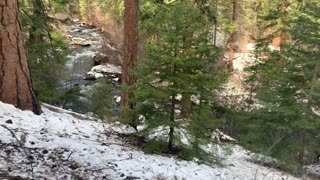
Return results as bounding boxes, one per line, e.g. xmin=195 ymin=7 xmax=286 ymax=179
xmin=0 ymin=101 xmax=316 ymax=180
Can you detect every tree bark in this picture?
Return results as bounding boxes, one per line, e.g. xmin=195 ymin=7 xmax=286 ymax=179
xmin=228 ymin=0 xmax=237 ymax=72
xmin=279 ymin=0 xmax=286 ymax=52
xmin=0 ymin=0 xmax=42 ymax=114
xmin=181 ymin=94 xmax=191 ymax=119
xmin=213 ymin=1 xmax=218 ymax=47
xmin=120 ymin=0 xmax=139 ymax=123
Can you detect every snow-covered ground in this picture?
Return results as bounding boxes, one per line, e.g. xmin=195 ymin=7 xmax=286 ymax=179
xmin=0 ymin=102 xmax=311 ymax=179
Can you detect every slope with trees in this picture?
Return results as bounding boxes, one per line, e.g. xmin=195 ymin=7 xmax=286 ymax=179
xmin=0 ymin=0 xmax=319 ymax=178
xmin=236 ymin=0 xmax=320 ymax=173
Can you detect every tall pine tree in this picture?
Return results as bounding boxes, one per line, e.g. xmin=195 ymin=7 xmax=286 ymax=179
xmin=0 ymin=0 xmax=42 ymax=114
xmin=242 ymin=0 xmax=320 ymax=173
xmin=133 ymin=1 xmax=224 ymax=152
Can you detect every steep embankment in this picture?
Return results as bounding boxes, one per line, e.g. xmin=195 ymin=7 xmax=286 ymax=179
xmin=0 ymin=101 xmax=310 ymax=179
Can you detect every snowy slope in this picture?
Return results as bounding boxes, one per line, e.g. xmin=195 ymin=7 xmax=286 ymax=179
xmin=0 ymin=102 xmax=307 ymax=180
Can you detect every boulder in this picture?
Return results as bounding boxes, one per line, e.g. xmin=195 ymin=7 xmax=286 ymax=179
xmin=84 ymin=64 xmax=122 ymax=81
xmin=71 ymin=37 xmax=90 ymax=46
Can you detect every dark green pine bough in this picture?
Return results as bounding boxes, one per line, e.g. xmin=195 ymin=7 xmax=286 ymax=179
xmin=20 ymin=0 xmax=75 ymax=106
xmin=242 ymin=0 xmax=320 ymax=174
xmin=131 ymin=1 xmax=226 ymax=159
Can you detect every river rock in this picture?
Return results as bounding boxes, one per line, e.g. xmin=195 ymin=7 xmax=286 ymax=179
xmin=71 ymin=37 xmax=90 ymax=46
xmin=84 ymin=64 xmax=122 ymax=80
xmin=83 ymin=71 xmax=104 ymax=80
xmin=91 ymin=64 xmax=121 ymax=74
xmin=93 ymin=53 xmax=109 ymax=66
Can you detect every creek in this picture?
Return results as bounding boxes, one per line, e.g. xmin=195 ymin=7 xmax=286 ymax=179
xmin=59 ymin=21 xmax=122 ymax=115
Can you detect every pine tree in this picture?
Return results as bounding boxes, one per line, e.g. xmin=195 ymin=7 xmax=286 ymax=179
xmin=243 ymin=0 xmax=320 ymax=172
xmin=0 ymin=0 xmax=42 ymax=114
xmin=133 ymin=1 xmax=224 ymax=152
xmin=121 ymin=0 xmax=139 ymax=126
xmin=20 ymin=0 xmax=70 ymax=104
xmin=228 ymin=0 xmax=237 ymax=71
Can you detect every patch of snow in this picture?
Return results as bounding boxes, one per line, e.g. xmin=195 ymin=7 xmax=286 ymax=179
xmin=0 ymin=101 xmax=307 ymax=179
xmin=304 ymin=164 xmax=320 ymax=178
xmin=246 ymin=43 xmax=256 ymax=51
xmin=245 ymin=43 xmax=280 ymax=52
xmin=191 ymin=95 xmax=200 ymax=105
xmin=91 ymin=64 xmax=122 ymax=74
xmin=212 ymin=129 xmax=236 ymax=143
xmin=85 ymin=64 xmax=122 ymax=80
xmin=106 ymin=43 xmax=117 ymax=51
xmin=312 ymin=107 xmax=320 ymax=116
xmin=114 ymin=96 xmax=121 ymax=104
xmin=85 ymin=71 xmax=105 ymax=79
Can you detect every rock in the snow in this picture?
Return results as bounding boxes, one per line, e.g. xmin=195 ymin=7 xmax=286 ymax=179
xmin=69 ymin=163 xmax=79 ymax=170
xmin=5 ymin=119 xmax=13 ymax=124
xmin=212 ymin=129 xmax=236 ymax=143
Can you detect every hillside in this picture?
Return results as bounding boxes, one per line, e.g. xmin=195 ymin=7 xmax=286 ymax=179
xmin=0 ymin=102 xmax=308 ymax=180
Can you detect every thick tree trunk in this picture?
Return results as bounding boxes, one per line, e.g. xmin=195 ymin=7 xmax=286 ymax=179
xmin=228 ymin=0 xmax=237 ymax=72
xmin=120 ymin=0 xmax=139 ymax=123
xmin=0 ymin=0 xmax=42 ymax=114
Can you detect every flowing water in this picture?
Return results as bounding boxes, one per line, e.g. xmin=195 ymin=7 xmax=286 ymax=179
xmin=60 ymin=22 xmax=122 ymax=114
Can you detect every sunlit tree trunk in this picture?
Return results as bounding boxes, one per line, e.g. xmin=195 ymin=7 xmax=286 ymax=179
xmin=0 ymin=0 xmax=42 ymax=114
xmin=213 ymin=0 xmax=218 ymax=46
xmin=121 ymin=0 xmax=139 ymax=125
xmin=228 ymin=0 xmax=237 ymax=71
xmin=279 ymin=0 xmax=287 ymax=52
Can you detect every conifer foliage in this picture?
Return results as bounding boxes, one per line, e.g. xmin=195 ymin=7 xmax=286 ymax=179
xmin=20 ymin=0 xmax=70 ymax=104
xmin=243 ymin=0 xmax=320 ymax=171
xmin=133 ymin=1 xmax=225 ymax=152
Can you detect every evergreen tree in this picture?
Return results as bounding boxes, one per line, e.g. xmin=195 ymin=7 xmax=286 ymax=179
xmin=0 ymin=0 xmax=42 ymax=114
xmin=20 ymin=0 xmax=70 ymax=104
xmin=133 ymin=1 xmax=225 ymax=152
xmin=121 ymin=0 xmax=139 ymax=126
xmin=88 ymin=81 xmax=113 ymax=120
xmin=242 ymin=0 xmax=320 ymax=173
xmin=228 ymin=0 xmax=237 ymax=71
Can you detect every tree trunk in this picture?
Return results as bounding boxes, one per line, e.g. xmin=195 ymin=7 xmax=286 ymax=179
xmin=228 ymin=0 xmax=237 ymax=72
xmin=298 ymin=130 xmax=306 ymax=165
xmin=168 ymin=92 xmax=175 ymax=151
xmin=279 ymin=0 xmax=286 ymax=52
xmin=0 ymin=0 xmax=42 ymax=114
xmin=181 ymin=94 xmax=191 ymax=119
xmin=213 ymin=0 xmax=218 ymax=46
xmin=120 ymin=0 xmax=139 ymax=124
